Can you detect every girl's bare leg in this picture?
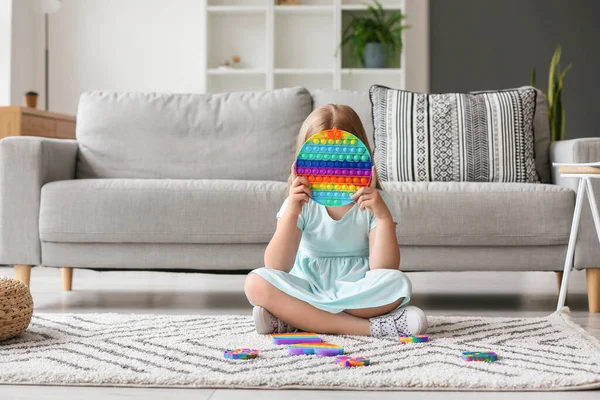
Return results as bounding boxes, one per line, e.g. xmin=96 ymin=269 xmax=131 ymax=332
xmin=344 ymin=298 xmax=404 ymax=319
xmin=245 ymin=273 xmax=370 ymax=336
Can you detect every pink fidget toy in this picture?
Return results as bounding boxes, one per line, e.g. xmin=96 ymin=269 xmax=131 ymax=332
xmin=288 ymin=343 xmax=344 ymax=356
xmin=295 ymin=127 xmax=372 ymax=207
xmin=336 ymin=356 xmax=370 ymax=367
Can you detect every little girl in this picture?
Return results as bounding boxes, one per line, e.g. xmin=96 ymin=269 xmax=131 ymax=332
xmin=245 ymin=104 xmax=427 ymax=337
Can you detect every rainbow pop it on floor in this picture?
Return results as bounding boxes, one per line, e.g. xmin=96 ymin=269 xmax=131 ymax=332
xmin=288 ymin=343 xmax=344 ymax=356
xmin=224 ymin=348 xmax=259 ymax=360
xmin=295 ymin=127 xmax=372 ymax=207
xmin=336 ymin=356 xmax=370 ymax=368
xmin=271 ymin=333 xmax=322 ymax=345
xmin=399 ymin=335 xmax=429 ymax=343
xmin=461 ymin=351 xmax=498 ymax=362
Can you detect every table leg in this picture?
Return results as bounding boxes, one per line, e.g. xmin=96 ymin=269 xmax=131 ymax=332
xmin=557 ymin=178 xmax=586 ymax=311
xmin=585 ymin=178 xmax=600 ymax=243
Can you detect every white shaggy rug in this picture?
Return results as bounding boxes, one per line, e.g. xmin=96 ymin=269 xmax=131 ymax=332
xmin=1 ymin=310 xmax=599 ymax=391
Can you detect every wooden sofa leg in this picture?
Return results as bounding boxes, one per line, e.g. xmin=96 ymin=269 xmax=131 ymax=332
xmin=555 ymin=271 xmax=564 ymax=294
xmin=61 ymin=267 xmax=73 ymax=291
xmin=14 ymin=265 xmax=32 ymax=286
xmin=587 ymin=269 xmax=600 ymax=313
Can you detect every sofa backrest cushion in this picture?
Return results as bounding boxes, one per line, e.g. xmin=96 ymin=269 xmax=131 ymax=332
xmin=76 ymin=88 xmax=312 ymax=181
xmin=370 ymin=85 xmax=540 ymax=183
xmin=472 ymin=86 xmax=551 ymax=183
xmin=311 ymin=87 xmax=551 ymax=183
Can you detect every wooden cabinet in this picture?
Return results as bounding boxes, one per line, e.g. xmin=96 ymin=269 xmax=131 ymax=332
xmin=0 ymin=107 xmax=76 ymax=140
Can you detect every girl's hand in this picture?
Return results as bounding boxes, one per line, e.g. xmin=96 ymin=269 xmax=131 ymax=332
xmin=351 ymin=166 xmax=392 ymax=220
xmin=286 ymin=162 xmax=312 ymax=217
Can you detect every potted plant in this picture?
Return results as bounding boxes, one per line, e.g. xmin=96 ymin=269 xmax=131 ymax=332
xmin=340 ymin=1 xmax=409 ymax=68
xmin=530 ymin=45 xmax=572 ymax=141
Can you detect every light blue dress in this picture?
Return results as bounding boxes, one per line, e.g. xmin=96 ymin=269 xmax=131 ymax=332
xmin=251 ymin=190 xmax=412 ymax=314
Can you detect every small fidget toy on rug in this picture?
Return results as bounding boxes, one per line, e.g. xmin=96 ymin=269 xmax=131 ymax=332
xmin=336 ymin=356 xmax=370 ymax=368
xmin=224 ymin=348 xmax=259 ymax=360
xmin=271 ymin=332 xmax=322 ymax=345
xmin=461 ymin=351 xmax=498 ymax=362
xmin=288 ymin=343 xmax=344 ymax=356
xmin=399 ymin=335 xmax=429 ymax=343
xmin=295 ymin=127 xmax=372 ymax=207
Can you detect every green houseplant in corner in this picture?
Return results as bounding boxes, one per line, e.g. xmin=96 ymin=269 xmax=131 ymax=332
xmin=530 ymin=45 xmax=572 ymax=141
xmin=340 ymin=1 xmax=409 ymax=68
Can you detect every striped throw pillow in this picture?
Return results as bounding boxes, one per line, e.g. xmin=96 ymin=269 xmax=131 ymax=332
xmin=369 ymin=85 xmax=540 ymax=183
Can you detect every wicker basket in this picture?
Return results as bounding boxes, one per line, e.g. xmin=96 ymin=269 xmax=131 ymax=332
xmin=0 ymin=276 xmax=33 ymax=341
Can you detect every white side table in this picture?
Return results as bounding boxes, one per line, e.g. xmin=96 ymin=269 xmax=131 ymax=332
xmin=556 ymin=166 xmax=600 ymax=311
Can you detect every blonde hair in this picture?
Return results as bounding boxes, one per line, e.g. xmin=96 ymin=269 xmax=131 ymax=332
xmin=288 ymin=104 xmax=382 ymax=192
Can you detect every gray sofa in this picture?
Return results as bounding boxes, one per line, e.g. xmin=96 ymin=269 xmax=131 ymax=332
xmin=1 ymin=87 xmax=599 ymax=311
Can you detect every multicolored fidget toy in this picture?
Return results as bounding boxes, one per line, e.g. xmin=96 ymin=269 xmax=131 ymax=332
xmin=336 ymin=356 xmax=370 ymax=368
xmin=271 ymin=333 xmax=322 ymax=345
xmin=295 ymin=127 xmax=372 ymax=207
xmin=288 ymin=343 xmax=344 ymax=356
xmin=461 ymin=351 xmax=498 ymax=362
xmin=224 ymin=348 xmax=259 ymax=360
xmin=399 ymin=335 xmax=429 ymax=344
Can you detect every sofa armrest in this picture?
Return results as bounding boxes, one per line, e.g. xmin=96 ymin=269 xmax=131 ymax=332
xmin=0 ymin=137 xmax=78 ymax=265
xmin=550 ymin=138 xmax=600 ymax=269
xmin=550 ymin=138 xmax=600 ymax=188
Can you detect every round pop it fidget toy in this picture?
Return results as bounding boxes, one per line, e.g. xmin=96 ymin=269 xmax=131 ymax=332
xmin=336 ymin=355 xmax=371 ymax=368
xmin=295 ymin=127 xmax=372 ymax=207
xmin=224 ymin=348 xmax=259 ymax=360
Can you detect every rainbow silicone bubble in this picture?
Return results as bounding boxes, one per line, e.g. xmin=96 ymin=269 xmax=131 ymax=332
xmin=271 ymin=332 xmax=322 ymax=345
xmin=288 ymin=343 xmax=344 ymax=356
xmin=224 ymin=348 xmax=259 ymax=360
xmin=399 ymin=335 xmax=429 ymax=344
xmin=461 ymin=351 xmax=498 ymax=362
xmin=336 ymin=356 xmax=370 ymax=368
xmin=295 ymin=127 xmax=372 ymax=207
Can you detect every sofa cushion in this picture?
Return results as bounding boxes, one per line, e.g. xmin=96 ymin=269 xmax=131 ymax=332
xmin=371 ymin=86 xmax=540 ymax=183
xmin=39 ymin=180 xmax=572 ymax=248
xmin=76 ymin=88 xmax=312 ymax=182
xmin=383 ymin=181 xmax=573 ymax=246
xmin=39 ymin=179 xmax=286 ymax=244
xmin=312 ymin=87 xmax=552 ymax=183
xmin=472 ymin=87 xmax=551 ymax=183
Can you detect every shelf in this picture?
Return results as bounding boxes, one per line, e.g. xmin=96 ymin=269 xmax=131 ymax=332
xmin=207 ymin=6 xmax=266 ymax=14
xmin=342 ymin=68 xmax=403 ymax=75
xmin=275 ymin=69 xmax=334 ymax=75
xmin=274 ymin=5 xmax=335 ymax=14
xmin=207 ymin=68 xmax=266 ymax=75
xmin=204 ymin=1 xmax=409 ymax=92
xmin=341 ymin=4 xmax=403 ymax=11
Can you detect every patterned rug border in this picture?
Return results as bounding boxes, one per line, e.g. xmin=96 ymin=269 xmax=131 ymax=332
xmin=1 ymin=309 xmax=599 ymax=391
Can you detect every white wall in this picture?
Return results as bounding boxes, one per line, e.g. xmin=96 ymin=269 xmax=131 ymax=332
xmin=0 ymin=0 xmax=12 ymax=105
xmin=405 ymin=0 xmax=429 ymax=93
xmin=10 ymin=0 xmax=35 ymax=107
xmin=36 ymin=0 xmax=206 ymax=114
xmin=14 ymin=0 xmax=427 ymax=114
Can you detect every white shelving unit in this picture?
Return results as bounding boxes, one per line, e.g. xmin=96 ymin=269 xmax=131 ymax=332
xmin=203 ymin=0 xmax=406 ymax=93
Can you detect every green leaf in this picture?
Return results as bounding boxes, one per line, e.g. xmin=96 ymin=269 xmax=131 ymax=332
xmin=560 ymin=62 xmax=572 ymax=79
xmin=548 ymin=45 xmax=561 ymax=102
xmin=554 ymin=89 xmax=563 ymax=141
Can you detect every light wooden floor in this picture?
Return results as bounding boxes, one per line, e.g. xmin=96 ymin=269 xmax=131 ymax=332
xmin=1 ymin=266 xmax=599 ymax=399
